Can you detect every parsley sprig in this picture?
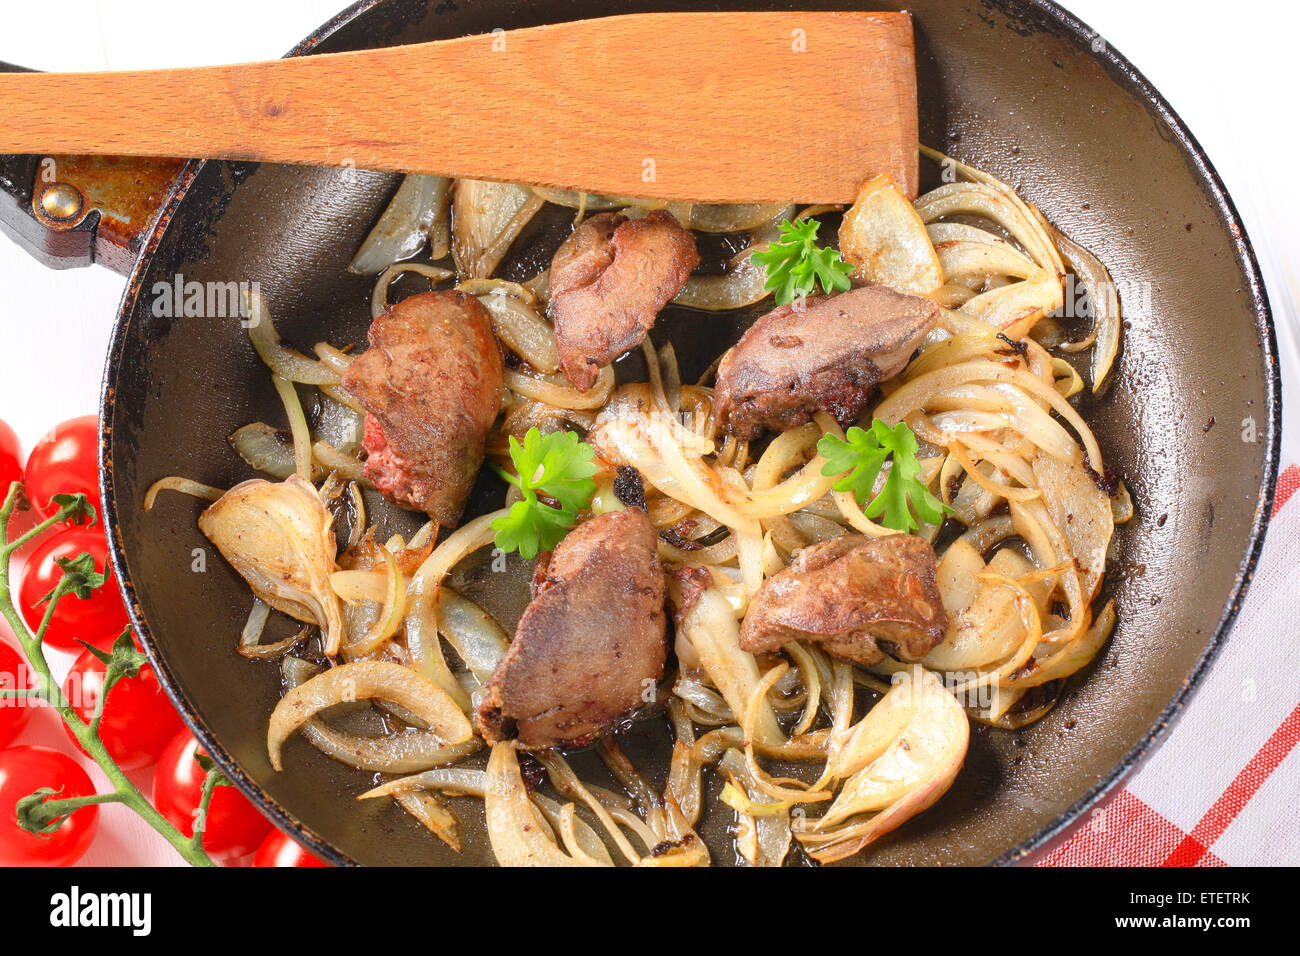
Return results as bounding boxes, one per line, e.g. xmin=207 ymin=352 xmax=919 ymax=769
xmin=817 ymin=420 xmax=950 ymax=532
xmin=490 ymin=427 xmax=598 ymax=559
xmin=752 ymin=218 xmax=854 ymax=306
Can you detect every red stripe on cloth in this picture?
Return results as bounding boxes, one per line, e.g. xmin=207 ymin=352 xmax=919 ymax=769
xmin=1160 ymin=701 xmax=1300 ymax=866
xmin=1036 ymin=462 xmax=1300 ymax=868
xmin=1037 ymin=790 xmax=1207 ymax=866
xmin=1273 ymin=464 xmax=1300 ymax=516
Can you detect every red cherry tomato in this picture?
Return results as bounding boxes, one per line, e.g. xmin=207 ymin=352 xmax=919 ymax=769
xmin=254 ymin=829 xmax=328 ymax=867
xmin=153 ymin=730 xmax=271 ymax=864
xmin=0 ymin=419 xmax=21 ymax=506
xmin=23 ymin=416 xmax=101 ymax=523
xmin=17 ymin=526 xmax=128 ymax=654
xmin=0 ymin=745 xmax=99 ymax=866
xmin=0 ymin=637 xmax=35 ymax=747
xmin=62 ymin=647 xmax=183 ymax=771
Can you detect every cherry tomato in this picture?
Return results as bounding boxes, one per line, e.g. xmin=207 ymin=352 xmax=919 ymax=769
xmin=17 ymin=526 xmax=128 ymax=654
xmin=0 ymin=745 xmax=99 ymax=866
xmin=0 ymin=419 xmax=21 ymax=506
xmin=0 ymin=637 xmax=35 ymax=747
xmin=254 ymin=829 xmax=328 ymax=867
xmin=153 ymin=730 xmax=271 ymax=864
xmin=62 ymin=647 xmax=183 ymax=771
xmin=24 ymin=416 xmax=101 ymax=524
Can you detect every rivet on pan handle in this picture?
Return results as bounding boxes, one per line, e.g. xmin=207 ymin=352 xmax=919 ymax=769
xmin=0 ymin=61 xmax=184 ymax=274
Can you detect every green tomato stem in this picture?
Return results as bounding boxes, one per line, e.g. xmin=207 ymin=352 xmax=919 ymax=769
xmin=0 ymin=482 xmax=217 ymax=867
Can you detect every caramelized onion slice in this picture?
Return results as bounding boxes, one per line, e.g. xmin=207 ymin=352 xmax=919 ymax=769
xmin=199 ymin=476 xmax=345 ymax=655
xmin=798 ymin=668 xmax=968 ymax=862
xmin=485 ymin=743 xmax=593 ymax=867
xmin=1032 ymin=449 xmax=1113 ymax=584
xmin=683 ymin=203 xmax=792 ymax=233
xmin=452 ymin=180 xmax=544 ymax=279
xmin=230 ymin=422 xmax=322 ymax=482
xmin=1053 ymin=227 xmax=1121 ymax=392
xmin=245 ymin=291 xmax=341 ymax=385
xmin=671 ymin=583 xmax=784 ymax=747
xmin=268 ymin=660 xmax=473 ymax=771
xmin=348 ymin=174 xmax=452 ymax=275
xmin=839 ymin=174 xmax=943 ymax=296
xmin=457 ymin=278 xmax=559 ymax=374
xmin=673 ymin=249 xmax=771 ymax=311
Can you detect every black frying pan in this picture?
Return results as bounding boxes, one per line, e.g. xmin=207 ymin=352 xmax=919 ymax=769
xmin=0 ymin=0 xmax=1280 ymax=866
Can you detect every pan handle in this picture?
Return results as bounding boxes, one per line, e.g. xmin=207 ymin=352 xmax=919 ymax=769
xmin=0 ymin=60 xmax=185 ymax=274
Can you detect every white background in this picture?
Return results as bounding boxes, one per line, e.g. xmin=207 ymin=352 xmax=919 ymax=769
xmin=0 ymin=0 xmax=1297 ymax=865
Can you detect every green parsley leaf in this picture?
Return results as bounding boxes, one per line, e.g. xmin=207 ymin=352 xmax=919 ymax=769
xmin=490 ymin=427 xmax=598 ymax=560
xmin=817 ymin=420 xmax=951 ymax=532
xmin=751 ymin=218 xmax=855 ymax=306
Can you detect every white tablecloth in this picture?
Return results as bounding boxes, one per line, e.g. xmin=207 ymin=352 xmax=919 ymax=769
xmin=0 ymin=0 xmax=1295 ymax=866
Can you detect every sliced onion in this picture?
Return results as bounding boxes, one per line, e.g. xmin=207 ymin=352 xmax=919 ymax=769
xmin=1032 ymin=449 xmax=1113 ymax=583
xmin=394 ymin=790 xmax=461 ymax=852
xmin=924 ymin=549 xmax=1046 ymax=671
xmin=797 ymin=668 xmax=968 ymax=862
xmin=485 ymin=743 xmax=591 ymax=867
xmin=371 ymin=263 xmax=455 ymax=320
xmin=240 ymin=598 xmax=271 ymax=648
xmin=453 ymin=180 xmax=544 ymax=279
xmin=407 ymin=509 xmax=505 ymax=599
xmin=874 ymin=359 xmax=1104 ymax=470
xmin=199 ymin=476 xmax=345 ymax=655
xmin=245 ymin=291 xmax=341 ymax=385
xmin=675 ymin=249 xmax=772 ymax=311
xmin=330 ymin=569 xmax=387 ymax=603
xmin=342 ymin=546 xmax=406 ymax=657
xmin=301 ymin=720 xmax=479 ymax=773
xmin=279 ymin=658 xmax=478 ymax=772
xmin=311 ymin=440 xmax=369 ymax=484
xmin=348 ymin=174 xmax=451 ymax=275
xmin=230 ymin=422 xmax=320 ymax=481
xmin=959 ymin=271 xmax=1063 ymax=335
xmin=457 ymin=278 xmax=559 ymax=374
xmin=672 ymin=583 xmax=783 ymax=746
xmin=718 ymin=750 xmax=792 ymax=868
xmin=268 ymin=660 xmax=473 ymax=771
xmin=1003 ymin=599 xmax=1114 ymax=690
xmin=403 ymin=576 xmax=471 ymax=711
xmin=1053 ymin=228 xmax=1121 ymax=391
xmin=839 ymin=174 xmax=943 ymax=296
xmin=360 ymin=766 xmax=488 ymax=800
xmin=435 ymin=588 xmax=510 ymax=685
xmin=917 ymin=147 xmax=1065 ymax=279
xmin=143 ymin=476 xmax=225 ymax=511
xmin=929 ymin=227 xmax=1039 ymax=285
xmin=504 ymin=365 xmax=615 ymax=410
xmin=529 ymin=187 xmax=630 ymax=210
xmin=683 ymin=203 xmax=792 ymax=233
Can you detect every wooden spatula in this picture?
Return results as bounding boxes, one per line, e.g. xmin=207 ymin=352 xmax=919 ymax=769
xmin=0 ymin=12 xmax=917 ymax=204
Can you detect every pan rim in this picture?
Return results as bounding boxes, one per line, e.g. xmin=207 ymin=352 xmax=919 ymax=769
xmin=96 ymin=0 xmax=1282 ymax=868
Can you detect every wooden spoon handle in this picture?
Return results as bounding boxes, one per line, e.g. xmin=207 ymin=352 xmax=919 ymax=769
xmin=0 ymin=12 xmax=917 ymax=203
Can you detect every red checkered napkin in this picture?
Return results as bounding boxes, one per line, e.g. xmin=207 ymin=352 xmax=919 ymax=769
xmin=1037 ymin=465 xmax=1300 ymax=867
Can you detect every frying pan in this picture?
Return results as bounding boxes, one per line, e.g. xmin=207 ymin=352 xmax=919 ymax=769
xmin=0 ymin=0 xmax=1279 ymax=866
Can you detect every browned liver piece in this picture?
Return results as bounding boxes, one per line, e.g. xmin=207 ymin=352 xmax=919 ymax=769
xmin=714 ymin=286 xmax=938 ymax=440
xmin=739 ymin=533 xmax=947 ymax=666
xmin=342 ymin=290 xmax=503 ymax=528
xmin=475 ymin=507 xmax=667 ymax=750
xmin=549 ymin=210 xmax=699 ymax=390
